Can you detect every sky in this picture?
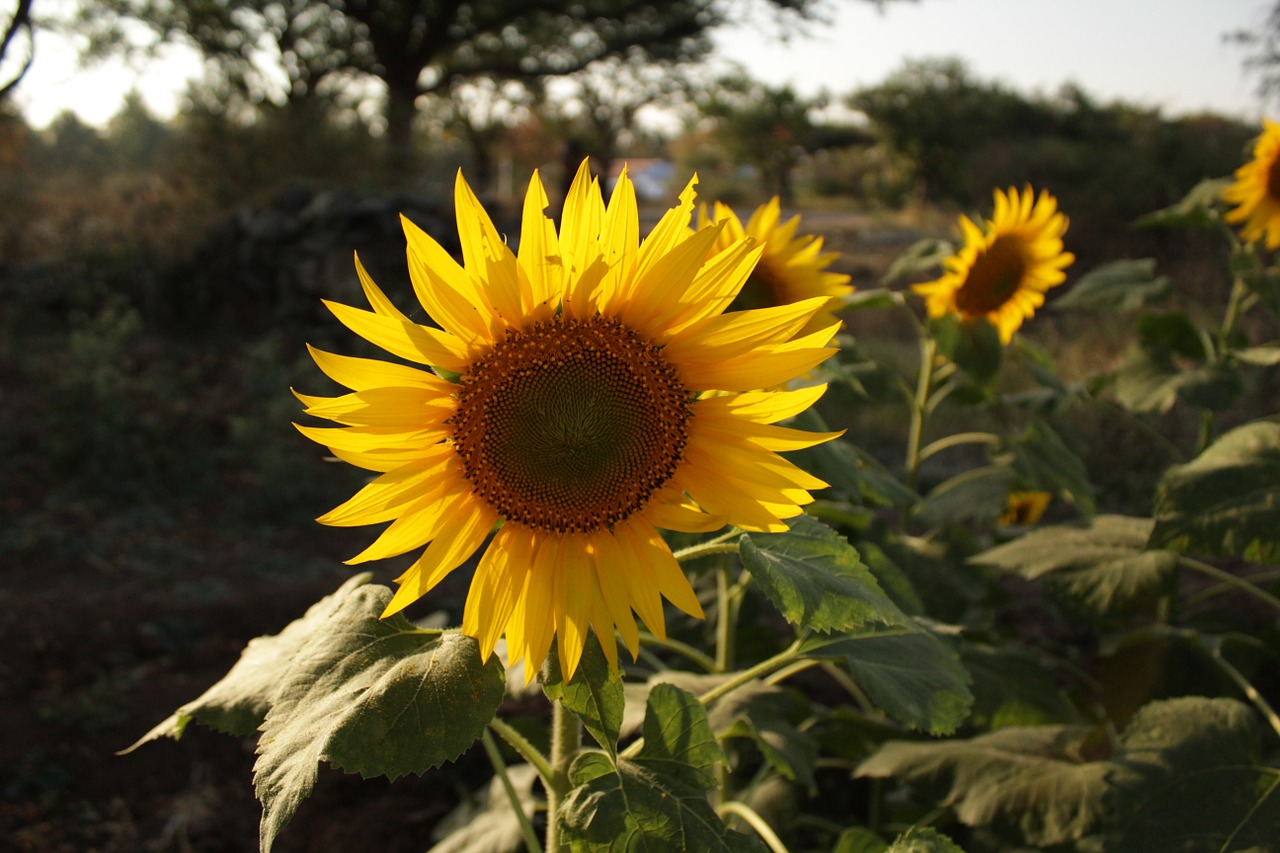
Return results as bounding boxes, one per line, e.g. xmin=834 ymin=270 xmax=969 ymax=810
xmin=5 ymin=0 xmax=1276 ymax=129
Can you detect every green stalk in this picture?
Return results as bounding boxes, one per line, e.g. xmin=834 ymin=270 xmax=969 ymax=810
xmin=673 ymin=538 xmax=741 ymax=563
xmin=904 ymin=335 xmax=938 ymax=494
xmin=1178 ymin=556 xmax=1280 ymax=615
xmin=718 ymin=801 xmax=792 ymax=853
xmin=489 ymin=718 xmax=555 ymax=789
xmin=917 ymin=431 xmax=1001 ymax=464
xmin=715 ymin=559 xmax=734 ymax=672
xmin=543 ymin=700 xmax=582 ymax=853
xmin=481 ymin=729 xmax=544 ymax=853
xmin=638 ymin=631 xmax=718 ymax=672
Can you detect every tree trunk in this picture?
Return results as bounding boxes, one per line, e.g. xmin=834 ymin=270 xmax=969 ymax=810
xmin=384 ymin=75 xmax=420 ymax=179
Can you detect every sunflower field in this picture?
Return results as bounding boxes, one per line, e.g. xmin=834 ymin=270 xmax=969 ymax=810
xmin=108 ymin=121 xmax=1280 ymax=853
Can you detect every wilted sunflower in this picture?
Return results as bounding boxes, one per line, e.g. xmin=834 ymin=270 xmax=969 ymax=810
xmin=296 ymin=162 xmax=840 ymax=680
xmin=699 ymin=197 xmax=853 ymax=333
xmin=914 ymin=186 xmax=1073 ymax=344
xmin=1223 ymin=119 xmax=1280 ymax=249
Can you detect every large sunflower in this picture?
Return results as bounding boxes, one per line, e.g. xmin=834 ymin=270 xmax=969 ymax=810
xmin=914 ymin=186 xmax=1073 ymax=344
xmin=1223 ymin=119 xmax=1280 ymax=249
xmin=297 ymin=162 xmax=840 ymax=680
xmin=699 ymin=197 xmax=853 ymax=333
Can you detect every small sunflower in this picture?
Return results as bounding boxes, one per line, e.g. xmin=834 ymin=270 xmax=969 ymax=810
xmin=998 ymin=491 xmax=1052 ymax=527
xmin=698 ymin=198 xmax=853 ymax=334
xmin=1223 ymin=119 xmax=1280 ymax=249
xmin=297 ymin=162 xmax=840 ymax=680
xmin=914 ymin=187 xmax=1073 ymax=344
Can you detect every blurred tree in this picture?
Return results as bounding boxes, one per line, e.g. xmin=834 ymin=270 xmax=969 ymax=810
xmin=69 ymin=0 xmax=895 ymax=175
xmin=1227 ymin=2 xmax=1280 ymax=108
xmin=42 ymin=110 xmax=113 ymax=174
xmin=848 ymin=57 xmax=1053 ymax=203
xmin=696 ymin=75 xmax=868 ymax=203
xmin=0 ymin=0 xmax=34 ymax=101
xmin=537 ymin=52 xmax=694 ymax=192
xmin=107 ymin=90 xmax=171 ymax=170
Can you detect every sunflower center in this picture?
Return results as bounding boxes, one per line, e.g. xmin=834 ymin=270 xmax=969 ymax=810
xmin=955 ymin=233 xmax=1029 ymax=315
xmin=1266 ymin=151 xmax=1280 ymax=200
xmin=450 ymin=314 xmax=692 ymax=534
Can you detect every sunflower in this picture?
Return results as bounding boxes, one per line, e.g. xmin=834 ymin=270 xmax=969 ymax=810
xmin=1223 ymin=119 xmax=1280 ymax=249
xmin=914 ymin=186 xmax=1073 ymax=344
xmin=699 ymin=197 xmax=853 ymax=334
xmin=296 ymin=162 xmax=840 ymax=680
xmin=998 ymin=491 xmax=1052 ymax=527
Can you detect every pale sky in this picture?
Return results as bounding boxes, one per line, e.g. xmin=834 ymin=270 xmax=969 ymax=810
xmin=5 ymin=0 xmax=1275 ymax=129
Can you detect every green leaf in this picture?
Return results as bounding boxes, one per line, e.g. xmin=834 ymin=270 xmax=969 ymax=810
xmin=886 ymin=826 xmax=968 ymax=853
xmin=709 ymin=682 xmax=818 ymax=787
xmin=834 ymin=826 xmax=889 ymax=853
xmin=972 ymin=515 xmax=1178 ymax=615
xmin=560 ymin=684 xmax=766 ymax=852
xmin=930 ymin=314 xmax=1003 ymax=384
xmin=542 ymin=634 xmax=625 ymax=757
xmin=637 ymin=683 xmax=726 ymax=790
xmin=1151 ymin=421 xmax=1280 ymax=561
xmin=961 ymin=644 xmax=1079 ymax=728
xmin=790 ymin=409 xmax=918 ymax=509
xmin=254 ymin=583 xmax=506 ymax=852
xmin=1052 ymin=258 xmax=1173 ymax=313
xmin=1108 ymin=697 xmax=1276 ymax=853
xmin=916 ymin=464 xmax=1016 ymax=527
xmin=1134 ymin=177 xmax=1230 ymax=229
xmin=882 ymin=237 xmax=954 ymax=285
xmin=1137 ymin=310 xmax=1207 ymax=360
xmin=427 ymin=764 xmax=540 ymax=853
xmin=1113 ymin=349 xmax=1243 ymax=414
xmin=1008 ymin=420 xmax=1096 ymax=515
xmin=857 ymin=725 xmax=1111 ymax=846
xmin=121 ymin=573 xmax=375 ymax=751
xmin=740 ymin=515 xmax=908 ymax=633
xmin=844 ymin=287 xmax=906 ymax=311
xmin=806 ymin=631 xmax=973 ymax=735
xmin=1235 ymin=345 xmax=1280 ymax=366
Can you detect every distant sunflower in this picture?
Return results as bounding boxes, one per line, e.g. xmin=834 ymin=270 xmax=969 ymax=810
xmin=998 ymin=491 xmax=1052 ymax=527
xmin=1223 ymin=119 xmax=1280 ymax=249
xmin=699 ymin=198 xmax=853 ymax=334
xmin=297 ymin=162 xmax=840 ymax=680
xmin=914 ymin=187 xmax=1073 ymax=344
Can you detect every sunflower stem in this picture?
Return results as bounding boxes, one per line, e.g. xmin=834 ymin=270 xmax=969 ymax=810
xmin=718 ymin=801 xmax=792 ymax=853
xmin=674 ymin=539 xmax=741 ymax=563
xmin=715 ymin=559 xmax=735 ymax=672
xmin=918 ymin=431 xmax=1001 ymax=464
xmin=489 ymin=718 xmax=555 ymax=790
xmin=904 ymin=334 xmax=939 ymax=506
xmin=481 ymin=729 xmax=544 ymax=853
xmin=638 ymin=632 xmax=718 ymax=672
xmin=1178 ymin=556 xmax=1280 ymax=614
xmin=544 ymin=699 xmax=582 ymax=853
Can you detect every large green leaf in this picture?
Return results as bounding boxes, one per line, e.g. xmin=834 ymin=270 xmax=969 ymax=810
xmin=1133 ymin=177 xmax=1230 ymax=229
xmin=253 ymin=583 xmax=506 ymax=852
xmin=427 ymin=764 xmax=541 ymax=853
xmin=1007 ymin=420 xmax=1096 ymax=515
xmin=1052 ymin=258 xmax=1172 ymax=313
xmin=740 ymin=515 xmax=908 ymax=633
xmin=560 ymin=684 xmax=767 ymax=852
xmin=1112 ymin=312 xmax=1242 ymax=414
xmin=916 ymin=464 xmax=1015 ymax=527
xmin=790 ymin=409 xmax=918 ymax=509
xmin=972 ymin=515 xmax=1178 ymax=615
xmin=961 ymin=644 xmax=1079 ymax=728
xmin=542 ymin=634 xmax=625 ymax=757
xmin=1151 ymin=421 xmax=1280 ymax=561
xmin=708 ymin=682 xmax=818 ymax=787
xmin=856 ymin=725 xmax=1110 ymax=846
xmin=882 ymin=237 xmax=954 ymax=285
xmin=806 ymin=631 xmax=972 ymax=735
xmin=886 ymin=827 xmax=968 ymax=853
xmin=121 ymin=573 xmax=375 ymax=749
xmin=1108 ymin=696 xmax=1276 ymax=853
